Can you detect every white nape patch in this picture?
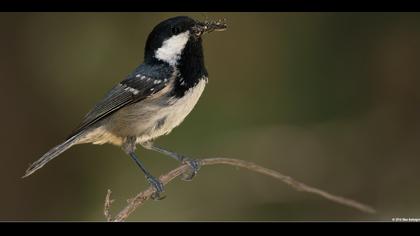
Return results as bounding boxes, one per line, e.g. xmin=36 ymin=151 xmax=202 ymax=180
xmin=155 ymin=31 xmax=190 ymax=66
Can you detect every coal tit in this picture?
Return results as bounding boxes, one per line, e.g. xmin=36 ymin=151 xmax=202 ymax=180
xmin=23 ymin=16 xmax=227 ymax=199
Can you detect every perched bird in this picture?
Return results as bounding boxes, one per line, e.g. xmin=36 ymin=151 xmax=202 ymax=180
xmin=23 ymin=16 xmax=227 ymax=199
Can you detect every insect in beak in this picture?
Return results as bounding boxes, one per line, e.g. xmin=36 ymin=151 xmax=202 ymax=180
xmin=192 ymin=18 xmax=228 ymax=38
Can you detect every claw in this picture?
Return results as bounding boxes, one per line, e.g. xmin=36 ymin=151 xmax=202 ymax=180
xmin=151 ymin=192 xmax=166 ymax=201
xmin=181 ymin=158 xmax=201 ymax=181
xmin=147 ymin=176 xmax=165 ymax=200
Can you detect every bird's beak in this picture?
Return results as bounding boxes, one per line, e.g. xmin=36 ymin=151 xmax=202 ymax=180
xmin=192 ymin=19 xmax=227 ymax=37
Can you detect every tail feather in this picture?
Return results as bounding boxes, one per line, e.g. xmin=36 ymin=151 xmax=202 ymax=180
xmin=23 ymin=135 xmax=80 ymax=178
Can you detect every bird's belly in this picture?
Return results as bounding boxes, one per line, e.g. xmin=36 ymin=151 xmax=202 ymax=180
xmin=103 ymin=78 xmax=207 ymax=144
xmin=137 ymin=79 xmax=207 ymax=143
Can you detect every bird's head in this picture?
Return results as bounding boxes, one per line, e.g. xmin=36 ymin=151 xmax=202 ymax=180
xmin=144 ymin=16 xmax=227 ymax=66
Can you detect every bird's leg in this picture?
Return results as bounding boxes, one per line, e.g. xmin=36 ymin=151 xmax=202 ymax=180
xmin=141 ymin=141 xmax=201 ymax=181
xmin=129 ymin=153 xmax=165 ymax=200
xmin=122 ymin=137 xmax=165 ymax=200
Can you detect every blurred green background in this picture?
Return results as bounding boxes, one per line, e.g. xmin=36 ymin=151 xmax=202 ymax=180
xmin=1 ymin=12 xmax=420 ymax=221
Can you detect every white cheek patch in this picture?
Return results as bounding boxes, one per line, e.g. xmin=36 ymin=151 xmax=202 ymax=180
xmin=155 ymin=31 xmax=190 ymax=66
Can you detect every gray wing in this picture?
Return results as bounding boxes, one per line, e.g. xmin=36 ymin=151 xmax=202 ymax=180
xmin=68 ymin=66 xmax=172 ymax=138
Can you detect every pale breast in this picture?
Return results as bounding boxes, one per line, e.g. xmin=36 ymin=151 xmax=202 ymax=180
xmin=136 ymin=78 xmax=207 ymax=143
xmin=82 ymin=77 xmax=207 ymax=146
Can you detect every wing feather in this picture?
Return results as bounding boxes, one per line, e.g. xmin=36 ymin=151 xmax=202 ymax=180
xmin=68 ymin=65 xmax=173 ymax=138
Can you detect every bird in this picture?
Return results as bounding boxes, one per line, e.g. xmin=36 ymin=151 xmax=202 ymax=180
xmin=23 ymin=16 xmax=227 ymax=200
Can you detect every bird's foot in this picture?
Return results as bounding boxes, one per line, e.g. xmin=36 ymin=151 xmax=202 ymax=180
xmin=146 ymin=175 xmax=166 ymax=200
xmin=180 ymin=157 xmax=201 ymax=181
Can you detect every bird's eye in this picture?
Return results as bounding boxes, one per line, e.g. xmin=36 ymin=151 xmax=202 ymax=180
xmin=171 ymin=26 xmax=181 ymax=35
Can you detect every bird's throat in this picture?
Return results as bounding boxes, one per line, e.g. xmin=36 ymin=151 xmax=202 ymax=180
xmin=172 ymin=39 xmax=208 ymax=98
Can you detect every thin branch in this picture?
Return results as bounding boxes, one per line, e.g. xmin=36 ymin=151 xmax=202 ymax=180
xmin=104 ymin=189 xmax=114 ymax=222
xmin=107 ymin=157 xmax=376 ymax=222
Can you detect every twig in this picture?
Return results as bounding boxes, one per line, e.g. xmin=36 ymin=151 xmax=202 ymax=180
xmin=104 ymin=189 xmax=114 ymax=222
xmin=106 ymin=157 xmax=376 ymax=221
